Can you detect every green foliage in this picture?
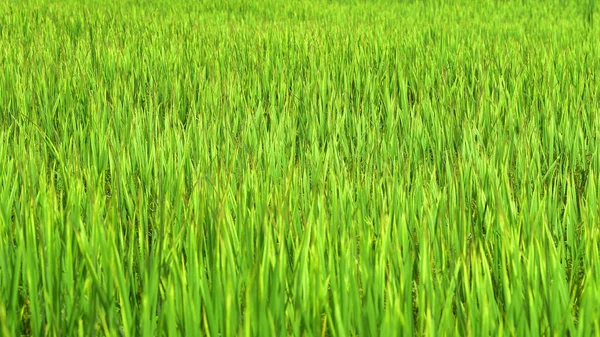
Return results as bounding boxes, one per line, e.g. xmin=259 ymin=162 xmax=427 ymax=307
xmin=0 ymin=0 xmax=599 ymax=336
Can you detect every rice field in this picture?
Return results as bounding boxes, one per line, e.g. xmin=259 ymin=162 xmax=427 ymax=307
xmin=1 ymin=0 xmax=600 ymax=336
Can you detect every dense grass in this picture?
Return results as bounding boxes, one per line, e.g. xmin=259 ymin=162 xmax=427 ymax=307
xmin=1 ymin=0 xmax=600 ymax=335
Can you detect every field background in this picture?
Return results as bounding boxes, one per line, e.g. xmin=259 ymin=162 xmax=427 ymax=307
xmin=1 ymin=0 xmax=600 ymax=336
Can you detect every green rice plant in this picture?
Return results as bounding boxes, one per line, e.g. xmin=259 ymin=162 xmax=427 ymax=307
xmin=0 ymin=0 xmax=599 ymax=336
